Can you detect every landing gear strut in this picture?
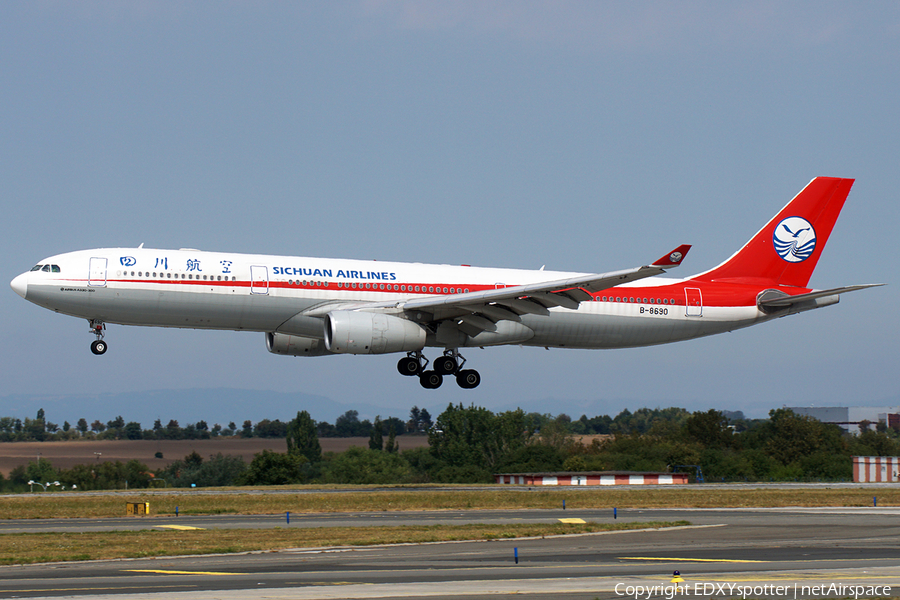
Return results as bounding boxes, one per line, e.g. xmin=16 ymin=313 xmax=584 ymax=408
xmin=398 ymin=349 xmax=480 ymax=389
xmin=89 ymin=320 xmax=107 ymax=355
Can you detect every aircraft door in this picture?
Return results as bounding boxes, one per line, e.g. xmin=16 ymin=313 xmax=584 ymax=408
xmin=685 ymin=288 xmax=702 ymax=317
xmin=88 ymin=257 xmax=108 ymax=287
xmin=250 ymin=265 xmax=269 ymax=295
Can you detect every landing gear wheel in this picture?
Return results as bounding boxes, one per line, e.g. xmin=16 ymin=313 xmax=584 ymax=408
xmin=90 ymin=340 xmax=108 ymax=355
xmin=434 ymin=355 xmax=458 ymax=375
xmin=397 ymin=356 xmax=421 ymax=376
xmin=419 ymin=370 xmax=443 ymax=389
xmin=456 ymin=369 xmax=481 ymax=389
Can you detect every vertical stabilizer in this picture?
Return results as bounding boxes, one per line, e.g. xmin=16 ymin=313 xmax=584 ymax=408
xmin=695 ymin=177 xmax=854 ymax=288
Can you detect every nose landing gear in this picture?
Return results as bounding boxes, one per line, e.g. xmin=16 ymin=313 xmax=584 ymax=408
xmin=397 ymin=349 xmax=480 ymax=389
xmin=89 ymin=320 xmax=107 ymax=355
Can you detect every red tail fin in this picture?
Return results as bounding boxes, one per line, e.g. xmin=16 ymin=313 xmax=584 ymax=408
xmin=695 ymin=177 xmax=854 ymax=288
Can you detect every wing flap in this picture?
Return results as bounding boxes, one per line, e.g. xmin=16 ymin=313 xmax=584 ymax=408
xmin=529 ymin=291 xmax=580 ymax=310
xmin=459 ymin=314 xmax=498 ymax=332
xmin=491 ymin=298 xmax=550 ymax=316
xmin=478 ymin=304 xmax=522 ymax=322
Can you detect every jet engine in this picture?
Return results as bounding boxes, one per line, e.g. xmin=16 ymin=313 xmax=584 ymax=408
xmin=324 ymin=311 xmax=427 ymax=354
xmin=265 ymin=332 xmax=331 ymax=356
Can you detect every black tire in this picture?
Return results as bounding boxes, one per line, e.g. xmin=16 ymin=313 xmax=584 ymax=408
xmin=456 ymin=369 xmax=480 ymax=389
xmin=397 ymin=356 xmax=420 ymax=376
xmin=419 ymin=370 xmax=443 ymax=389
xmin=90 ymin=340 xmax=107 ymax=355
xmin=434 ymin=355 xmax=457 ymax=375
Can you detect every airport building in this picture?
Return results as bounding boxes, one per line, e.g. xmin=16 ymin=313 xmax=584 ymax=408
xmin=787 ymin=406 xmax=900 ymax=433
xmin=494 ymin=472 xmax=688 ymax=486
xmin=853 ymin=456 xmax=900 ymax=482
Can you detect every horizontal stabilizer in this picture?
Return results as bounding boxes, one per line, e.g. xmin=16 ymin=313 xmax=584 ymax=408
xmin=758 ymin=284 xmax=883 ymax=308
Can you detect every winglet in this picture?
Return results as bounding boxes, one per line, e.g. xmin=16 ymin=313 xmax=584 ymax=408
xmin=652 ymin=244 xmax=691 ymax=268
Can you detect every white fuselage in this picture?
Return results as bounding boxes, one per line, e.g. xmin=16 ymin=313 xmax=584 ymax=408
xmin=13 ymin=247 xmax=770 ymax=351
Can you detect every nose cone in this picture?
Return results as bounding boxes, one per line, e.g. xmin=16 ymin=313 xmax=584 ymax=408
xmin=10 ymin=272 xmax=28 ymax=299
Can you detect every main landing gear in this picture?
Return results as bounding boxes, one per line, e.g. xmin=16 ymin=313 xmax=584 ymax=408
xmin=397 ymin=350 xmax=481 ymax=390
xmin=89 ymin=320 xmax=107 ymax=355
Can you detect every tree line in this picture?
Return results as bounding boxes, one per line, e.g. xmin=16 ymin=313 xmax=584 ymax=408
xmin=4 ymin=406 xmax=900 ymax=492
xmin=0 ymin=407 xmax=433 ymax=442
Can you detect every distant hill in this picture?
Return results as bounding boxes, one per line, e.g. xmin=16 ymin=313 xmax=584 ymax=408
xmin=0 ymin=388 xmax=387 ymax=430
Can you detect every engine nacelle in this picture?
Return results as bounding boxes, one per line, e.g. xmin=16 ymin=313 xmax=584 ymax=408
xmin=324 ymin=311 xmax=427 ymax=354
xmin=266 ymin=332 xmax=331 ymax=357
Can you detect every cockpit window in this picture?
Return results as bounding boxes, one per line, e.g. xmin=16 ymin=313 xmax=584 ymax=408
xmin=51 ymin=265 xmax=61 ymax=273
xmin=41 ymin=265 xmax=51 ymax=272
xmin=31 ymin=265 xmax=43 ymax=271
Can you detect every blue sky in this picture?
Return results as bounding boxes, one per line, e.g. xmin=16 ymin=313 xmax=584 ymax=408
xmin=2 ymin=2 xmax=898 ymax=426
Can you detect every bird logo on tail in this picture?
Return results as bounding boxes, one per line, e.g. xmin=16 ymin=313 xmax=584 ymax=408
xmin=773 ymin=216 xmax=816 ymax=262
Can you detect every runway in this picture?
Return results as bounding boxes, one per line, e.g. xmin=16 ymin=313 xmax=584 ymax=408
xmin=2 ymin=507 xmax=899 ymax=599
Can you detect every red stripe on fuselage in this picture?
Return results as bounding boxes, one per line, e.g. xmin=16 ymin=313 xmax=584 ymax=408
xmin=78 ymin=278 xmax=807 ymax=308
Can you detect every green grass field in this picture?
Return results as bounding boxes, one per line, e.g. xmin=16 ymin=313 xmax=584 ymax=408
xmin=0 ymin=521 xmax=690 ymax=565
xmin=0 ymin=486 xmax=889 ymax=565
xmin=0 ymin=486 xmax=892 ymax=520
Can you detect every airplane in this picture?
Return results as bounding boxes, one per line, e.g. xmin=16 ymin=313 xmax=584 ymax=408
xmin=10 ymin=177 xmax=880 ymax=390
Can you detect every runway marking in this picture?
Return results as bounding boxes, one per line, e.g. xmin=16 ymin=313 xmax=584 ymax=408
xmin=701 ymin=574 xmax=900 ymax=582
xmin=12 ymin=586 xmax=196 ymax=593
xmin=619 ymin=556 xmax=768 ymax=563
xmin=124 ymin=569 xmax=243 ymax=576
xmin=558 ymin=518 xmax=586 ymax=524
xmin=155 ymin=525 xmax=204 ymax=530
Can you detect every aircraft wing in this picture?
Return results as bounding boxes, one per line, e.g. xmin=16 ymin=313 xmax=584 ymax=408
xmin=373 ymin=244 xmax=691 ymax=334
